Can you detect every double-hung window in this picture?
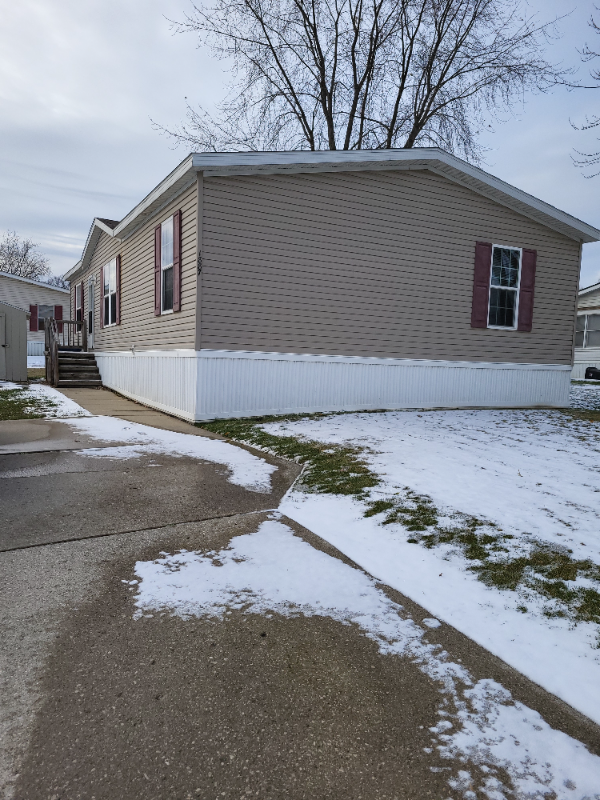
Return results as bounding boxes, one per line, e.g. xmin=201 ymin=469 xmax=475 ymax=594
xmin=103 ymin=258 xmax=118 ymax=326
xmin=161 ymin=218 xmax=174 ymax=313
xmin=576 ymin=314 xmax=600 ymax=348
xmin=488 ymin=246 xmax=521 ymax=329
xmin=38 ymin=305 xmax=54 ymax=331
xmin=75 ymin=284 xmax=83 ymax=322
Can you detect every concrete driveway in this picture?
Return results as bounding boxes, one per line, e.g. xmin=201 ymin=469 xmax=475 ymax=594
xmin=2 ymin=389 xmax=599 ymax=799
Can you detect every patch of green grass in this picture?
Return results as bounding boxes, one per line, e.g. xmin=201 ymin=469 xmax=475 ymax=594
xmin=364 ymin=490 xmax=438 ymax=530
xmin=368 ymin=487 xmax=600 ymax=626
xmin=200 ymin=415 xmax=380 ymax=498
xmin=0 ymin=387 xmax=57 ymax=420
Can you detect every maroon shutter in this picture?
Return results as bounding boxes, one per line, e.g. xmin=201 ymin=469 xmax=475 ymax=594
xmin=517 ymin=249 xmax=537 ymax=332
xmin=115 ymin=254 xmax=122 ymax=324
xmin=154 ymin=225 xmax=162 ymax=316
xmin=29 ymin=304 xmax=38 ymax=332
xmin=80 ymin=282 xmax=85 ymax=323
xmin=99 ymin=266 xmax=104 ymax=328
xmin=173 ymin=209 xmax=182 ymax=312
xmin=54 ymin=304 xmax=63 ymax=334
xmin=471 ymin=242 xmax=493 ymax=328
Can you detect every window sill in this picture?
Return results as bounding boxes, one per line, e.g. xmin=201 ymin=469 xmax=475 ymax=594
xmin=487 ymin=325 xmax=518 ymax=331
xmin=160 ymin=309 xmax=174 ymax=315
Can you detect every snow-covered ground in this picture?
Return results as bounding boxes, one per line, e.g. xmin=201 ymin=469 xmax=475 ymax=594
xmin=133 ymin=518 xmax=600 ymax=797
xmin=0 ymin=380 xmax=90 ymax=417
xmin=259 ymin=385 xmax=600 ymax=728
xmin=27 ymin=356 xmax=45 ymax=368
xmin=67 ymin=415 xmax=277 ymax=493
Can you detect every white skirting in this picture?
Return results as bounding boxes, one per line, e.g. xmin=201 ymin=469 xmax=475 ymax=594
xmin=572 ymin=347 xmax=600 ymax=379
xmin=93 ymin=349 xmax=572 ymax=422
xmin=27 ymin=341 xmax=45 ymax=356
xmin=95 ymin=350 xmax=198 ymax=421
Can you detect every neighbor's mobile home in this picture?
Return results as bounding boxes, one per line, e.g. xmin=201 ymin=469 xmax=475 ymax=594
xmin=64 ymin=148 xmax=600 ymax=421
xmin=0 ymin=272 xmax=69 ymax=356
xmin=573 ymin=282 xmax=600 ymax=379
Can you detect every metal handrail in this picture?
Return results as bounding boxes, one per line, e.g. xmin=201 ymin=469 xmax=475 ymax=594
xmin=45 ymin=318 xmax=88 ymax=387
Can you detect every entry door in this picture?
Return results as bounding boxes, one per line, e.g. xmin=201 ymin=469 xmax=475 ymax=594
xmin=88 ymin=281 xmax=94 ymax=348
xmin=0 ymin=314 xmax=6 ymax=380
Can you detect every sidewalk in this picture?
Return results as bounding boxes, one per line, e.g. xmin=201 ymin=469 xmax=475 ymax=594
xmin=57 ymin=387 xmax=225 ymax=439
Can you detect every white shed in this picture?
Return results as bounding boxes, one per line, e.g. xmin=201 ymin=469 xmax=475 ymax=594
xmin=0 ymin=300 xmax=28 ymax=382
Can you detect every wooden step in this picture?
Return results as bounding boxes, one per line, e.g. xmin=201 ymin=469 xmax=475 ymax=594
xmin=57 ymin=379 xmax=103 ymax=388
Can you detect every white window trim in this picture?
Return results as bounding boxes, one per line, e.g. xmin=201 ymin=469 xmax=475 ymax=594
xmin=160 ymin=217 xmax=174 ymax=315
xmin=576 ymin=313 xmax=588 ymax=349
xmin=103 ymin=258 xmax=117 ymax=327
xmin=75 ymin=284 xmax=83 ymax=321
xmin=487 ymin=244 xmax=522 ymax=331
xmin=576 ymin=312 xmax=600 ymax=349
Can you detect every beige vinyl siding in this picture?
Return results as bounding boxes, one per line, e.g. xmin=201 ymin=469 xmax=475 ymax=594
xmin=200 ymin=170 xmax=581 ymax=365
xmin=73 ymin=183 xmax=198 ymax=351
xmin=0 ymin=274 xmax=69 ymax=343
xmin=578 ymin=288 xmax=600 ymax=311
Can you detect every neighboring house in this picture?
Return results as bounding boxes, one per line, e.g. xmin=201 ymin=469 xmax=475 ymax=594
xmin=0 ymin=272 xmax=69 ymax=356
xmin=64 ymin=148 xmax=600 ymax=422
xmin=573 ymin=281 xmax=600 ymax=379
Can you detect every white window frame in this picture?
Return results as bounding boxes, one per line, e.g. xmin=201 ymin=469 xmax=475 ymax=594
xmin=161 ymin=217 xmax=174 ymax=314
xmin=487 ymin=244 xmax=522 ymax=331
xmin=37 ymin=304 xmax=55 ymax=331
xmin=576 ymin=313 xmax=600 ymax=349
xmin=88 ymin=278 xmax=95 ymax=345
xmin=75 ymin=284 xmax=82 ymax=322
xmin=103 ymin=258 xmax=117 ymax=327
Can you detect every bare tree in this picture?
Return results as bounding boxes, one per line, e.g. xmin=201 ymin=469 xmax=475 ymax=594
xmin=161 ymin=0 xmax=564 ymax=160
xmin=46 ymin=273 xmax=70 ymax=289
xmin=573 ymin=5 xmax=600 ymax=176
xmin=0 ymin=231 xmax=50 ymax=281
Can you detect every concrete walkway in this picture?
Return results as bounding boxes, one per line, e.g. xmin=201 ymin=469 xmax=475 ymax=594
xmin=56 ymin=386 xmax=224 ymax=438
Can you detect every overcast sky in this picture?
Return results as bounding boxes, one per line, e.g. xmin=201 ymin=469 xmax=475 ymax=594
xmin=0 ymin=0 xmax=599 ymax=286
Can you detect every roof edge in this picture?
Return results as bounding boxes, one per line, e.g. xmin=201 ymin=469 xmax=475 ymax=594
xmin=579 ymin=281 xmax=600 ymax=296
xmin=0 ymin=271 xmax=70 ymax=292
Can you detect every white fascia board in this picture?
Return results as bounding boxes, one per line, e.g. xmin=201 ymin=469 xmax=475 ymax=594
xmin=0 ymin=270 xmax=70 ymax=293
xmin=113 ymin=155 xmax=196 ymax=239
xmin=579 ymin=281 xmax=600 ymax=296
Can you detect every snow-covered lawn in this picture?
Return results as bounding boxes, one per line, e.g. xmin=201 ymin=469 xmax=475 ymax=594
xmin=258 ymin=386 xmax=600 ymax=728
xmin=0 ymin=381 xmax=90 ymax=418
xmin=27 ymin=356 xmax=45 ymax=368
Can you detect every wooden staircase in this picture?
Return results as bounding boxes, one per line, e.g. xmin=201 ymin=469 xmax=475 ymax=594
xmin=57 ymin=350 xmax=102 ymax=388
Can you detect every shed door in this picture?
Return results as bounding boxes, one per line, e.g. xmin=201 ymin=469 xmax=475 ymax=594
xmin=0 ymin=314 xmax=6 ymax=380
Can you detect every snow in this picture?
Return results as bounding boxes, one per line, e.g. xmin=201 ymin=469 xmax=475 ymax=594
xmin=27 ymin=356 xmax=44 ymax=368
xmin=260 ymin=385 xmax=600 ymax=725
xmin=133 ymin=519 xmax=600 ymax=798
xmin=26 ymin=383 xmax=91 ymax=417
xmin=0 ymin=380 xmax=90 ymax=417
xmin=66 ymin=415 xmax=277 ymax=493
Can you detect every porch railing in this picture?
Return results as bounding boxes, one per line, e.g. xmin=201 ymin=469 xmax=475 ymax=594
xmin=45 ymin=318 xmax=88 ymax=386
